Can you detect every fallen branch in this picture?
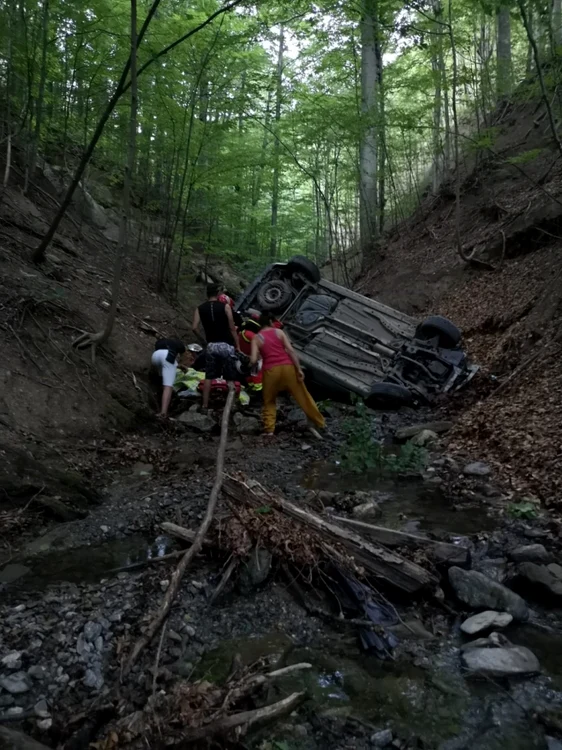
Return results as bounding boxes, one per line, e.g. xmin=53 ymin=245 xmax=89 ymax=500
xmin=174 ymin=691 xmax=306 ymax=744
xmin=123 ymin=385 xmax=236 ymax=676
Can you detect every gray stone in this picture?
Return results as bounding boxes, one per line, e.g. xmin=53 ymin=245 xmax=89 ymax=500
xmin=547 ymin=737 xmax=562 ymax=750
xmin=239 ymin=547 xmax=273 ymax=590
xmin=177 ymin=410 xmax=215 ymax=433
xmin=472 ymin=558 xmax=508 ymax=583
xmin=33 ymin=699 xmax=50 ymax=718
xmin=390 ymin=620 xmax=435 ymax=640
xmin=432 ymin=542 xmax=470 ymax=567
xmin=286 ymin=408 xmax=306 ymax=424
xmin=83 ymin=668 xmax=104 ymax=690
xmin=0 ymin=564 xmax=31 ymax=584
xmin=233 ymin=413 xmax=261 ymax=435
xmin=448 ymin=567 xmax=529 ymax=621
xmin=0 ymin=694 xmax=15 ymax=707
xmin=409 ymin=429 xmax=438 ymax=447
xmin=0 ymin=672 xmax=31 ymax=694
xmin=460 ymin=611 xmax=513 ymax=635
xmin=1 ymin=651 xmax=23 ymax=670
xmin=94 ymin=636 xmax=104 ymax=652
xmin=462 ymin=645 xmax=540 ymax=677
xmin=27 ymin=665 xmax=47 ymax=681
xmin=371 ymin=728 xmax=393 ymax=747
xmin=509 ymin=544 xmax=552 ymax=564
xmin=548 ymin=563 xmax=562 ymax=580
xmin=0 ymin=726 xmax=52 ymax=749
xmin=36 ymin=719 xmax=52 ymax=731
xmin=517 ymin=562 xmax=562 ymax=601
xmin=463 ymin=461 xmax=491 ymax=477
xmin=352 ymin=501 xmax=381 ymax=521
xmin=83 ymin=621 xmax=102 ymax=643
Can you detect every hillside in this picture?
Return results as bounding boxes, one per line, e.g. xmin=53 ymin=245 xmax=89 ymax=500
xmin=360 ymin=84 xmax=562 ymax=503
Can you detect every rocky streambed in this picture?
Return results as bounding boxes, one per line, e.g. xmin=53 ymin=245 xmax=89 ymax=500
xmin=1 ymin=402 xmax=562 ymax=750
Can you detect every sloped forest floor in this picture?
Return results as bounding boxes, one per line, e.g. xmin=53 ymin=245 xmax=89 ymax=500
xmin=360 ymin=79 xmax=562 ymax=505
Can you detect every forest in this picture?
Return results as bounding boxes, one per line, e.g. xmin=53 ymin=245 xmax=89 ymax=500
xmin=1 ymin=0 xmax=560 ymax=297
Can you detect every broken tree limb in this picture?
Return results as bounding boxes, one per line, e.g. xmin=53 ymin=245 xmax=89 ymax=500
xmin=332 ymin=517 xmax=470 ymax=566
xmin=160 ymin=522 xmax=201 ymax=545
xmin=174 ymin=691 xmax=306 ymax=744
xmin=123 ymin=385 xmax=236 ymax=676
xmin=222 ymin=475 xmax=436 ymax=594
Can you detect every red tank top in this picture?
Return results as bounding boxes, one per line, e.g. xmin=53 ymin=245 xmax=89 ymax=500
xmin=259 ymin=328 xmax=293 ymax=371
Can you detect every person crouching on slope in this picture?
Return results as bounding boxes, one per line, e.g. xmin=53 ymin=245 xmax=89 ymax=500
xmin=250 ymin=312 xmax=325 ymax=438
xmin=151 ymin=337 xmax=186 ymax=417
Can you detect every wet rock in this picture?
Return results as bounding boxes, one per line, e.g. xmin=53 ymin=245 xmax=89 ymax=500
xmin=0 ymin=726 xmax=52 ymax=749
xmin=432 ymin=543 xmax=470 ymax=567
xmin=461 ymin=645 xmax=540 ymax=677
xmin=177 ymin=410 xmax=215 ymax=432
xmin=460 ymin=611 xmax=513 ymax=635
xmin=547 ymin=737 xmax=562 ymax=750
xmin=0 ymin=672 xmax=31 ymax=694
xmin=390 ymin=620 xmax=435 ymax=640
xmin=0 ymin=694 xmax=14 ymax=707
xmin=0 ymin=564 xmax=31 ymax=584
xmin=516 ymin=562 xmax=562 ymax=601
xmin=33 ymin=699 xmax=50 ymax=718
xmin=371 ymin=728 xmax=393 ymax=747
xmin=509 ymin=544 xmax=551 ymax=564
xmin=83 ymin=667 xmax=104 ymax=690
xmin=409 ymin=429 xmax=438 ymax=447
xmin=36 ymin=719 xmax=52 ymax=731
xmin=286 ymin=408 xmax=306 ymax=424
xmin=233 ymin=412 xmax=261 ymax=435
xmin=448 ymin=567 xmax=529 ymax=621
xmin=1 ymin=652 xmax=23 ymax=670
xmin=27 ymin=666 xmax=47 ymax=681
xmin=352 ymin=501 xmax=381 ymax=521
xmin=463 ymin=461 xmax=491 ymax=477
xmin=548 ymin=563 xmax=562 ymax=580
xmin=84 ymin=621 xmax=103 ymax=643
xmin=472 ymin=558 xmax=508 ymax=583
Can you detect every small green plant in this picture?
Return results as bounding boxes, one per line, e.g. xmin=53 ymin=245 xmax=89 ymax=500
xmin=339 ymin=399 xmax=427 ymax=475
xmin=317 ymin=398 xmax=333 ymax=412
xmin=507 ymin=501 xmax=539 ymax=520
xmin=506 ymin=148 xmax=543 ymax=166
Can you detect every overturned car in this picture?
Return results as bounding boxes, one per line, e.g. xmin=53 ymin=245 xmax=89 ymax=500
xmin=235 ymin=256 xmax=477 ymax=407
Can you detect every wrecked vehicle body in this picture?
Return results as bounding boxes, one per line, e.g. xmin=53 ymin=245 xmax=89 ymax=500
xmin=235 ymin=256 xmax=478 ymax=406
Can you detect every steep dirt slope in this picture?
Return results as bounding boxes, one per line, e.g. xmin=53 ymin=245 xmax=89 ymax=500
xmin=361 ymin=85 xmax=562 ymax=503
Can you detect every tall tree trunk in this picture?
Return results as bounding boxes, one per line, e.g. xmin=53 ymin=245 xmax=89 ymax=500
xmin=3 ymin=0 xmax=13 ymax=189
xmin=25 ymin=0 xmax=50 ymax=194
xmin=359 ymin=0 xmax=378 ymax=259
xmin=376 ymin=34 xmax=385 ymax=233
xmin=72 ymin=0 xmax=138 ymax=360
xmin=430 ymin=0 xmax=444 ymax=194
xmin=526 ymin=5 xmax=534 ymax=74
xmin=553 ymin=0 xmax=562 ymax=50
xmin=269 ymin=26 xmax=284 ymax=260
xmin=496 ymin=5 xmax=512 ymax=101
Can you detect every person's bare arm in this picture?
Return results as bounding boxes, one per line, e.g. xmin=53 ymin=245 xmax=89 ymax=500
xmin=191 ymin=308 xmax=206 ymax=345
xmin=281 ymin=331 xmax=304 ymax=380
xmin=225 ymin=305 xmax=240 ymax=350
xmin=250 ymin=335 xmax=262 ymax=365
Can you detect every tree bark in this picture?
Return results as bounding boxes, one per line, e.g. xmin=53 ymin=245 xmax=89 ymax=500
xmin=359 ymin=0 xmax=378 ymax=259
xmin=25 ymin=0 xmax=50 ymax=195
xmin=553 ymin=0 xmax=562 ymax=50
xmin=269 ymin=26 xmax=284 ymax=260
xmin=496 ymin=5 xmax=512 ymax=101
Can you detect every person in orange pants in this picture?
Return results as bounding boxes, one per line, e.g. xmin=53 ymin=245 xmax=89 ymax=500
xmin=250 ymin=312 xmax=325 ymax=438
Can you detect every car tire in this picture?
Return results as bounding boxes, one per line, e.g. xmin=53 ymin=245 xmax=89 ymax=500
xmin=287 ymin=255 xmax=321 ymax=283
xmin=365 ymin=383 xmax=413 ymax=409
xmin=415 ymin=315 xmax=461 ymax=349
xmin=256 ymin=279 xmax=293 ymax=311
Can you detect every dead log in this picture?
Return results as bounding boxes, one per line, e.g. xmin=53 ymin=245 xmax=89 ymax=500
xmin=160 ymin=522 xmax=200 ymax=545
xmin=174 ymin=691 xmax=306 ymax=744
xmin=332 ymin=517 xmax=470 ymax=566
xmin=123 ymin=386 xmax=236 ymax=676
xmin=222 ymin=476 xmax=436 ymax=594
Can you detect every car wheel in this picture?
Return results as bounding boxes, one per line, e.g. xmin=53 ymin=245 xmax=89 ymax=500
xmin=256 ymin=279 xmax=293 ymax=311
xmin=287 ymin=255 xmax=321 ymax=283
xmin=415 ymin=315 xmax=461 ymax=349
xmin=365 ymin=383 xmax=413 ymax=409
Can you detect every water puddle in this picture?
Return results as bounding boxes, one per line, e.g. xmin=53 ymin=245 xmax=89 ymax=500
xmin=0 ymin=535 xmax=174 ymax=589
xmin=301 ymin=461 xmax=495 ymax=536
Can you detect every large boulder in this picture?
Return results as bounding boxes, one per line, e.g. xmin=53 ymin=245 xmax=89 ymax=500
xmin=516 ymin=562 xmax=562 ymax=602
xmin=177 ymin=410 xmax=215 ymax=433
xmin=508 ymin=544 xmax=552 ymax=564
xmin=462 ymin=645 xmax=540 ymax=677
xmin=448 ymin=567 xmax=529 ymax=621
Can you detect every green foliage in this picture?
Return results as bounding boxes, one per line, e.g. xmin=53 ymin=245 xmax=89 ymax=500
xmin=340 ymin=399 xmax=427 ymax=475
xmin=507 ymin=500 xmax=539 ymax=519
xmin=506 ymin=148 xmax=543 ymax=165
